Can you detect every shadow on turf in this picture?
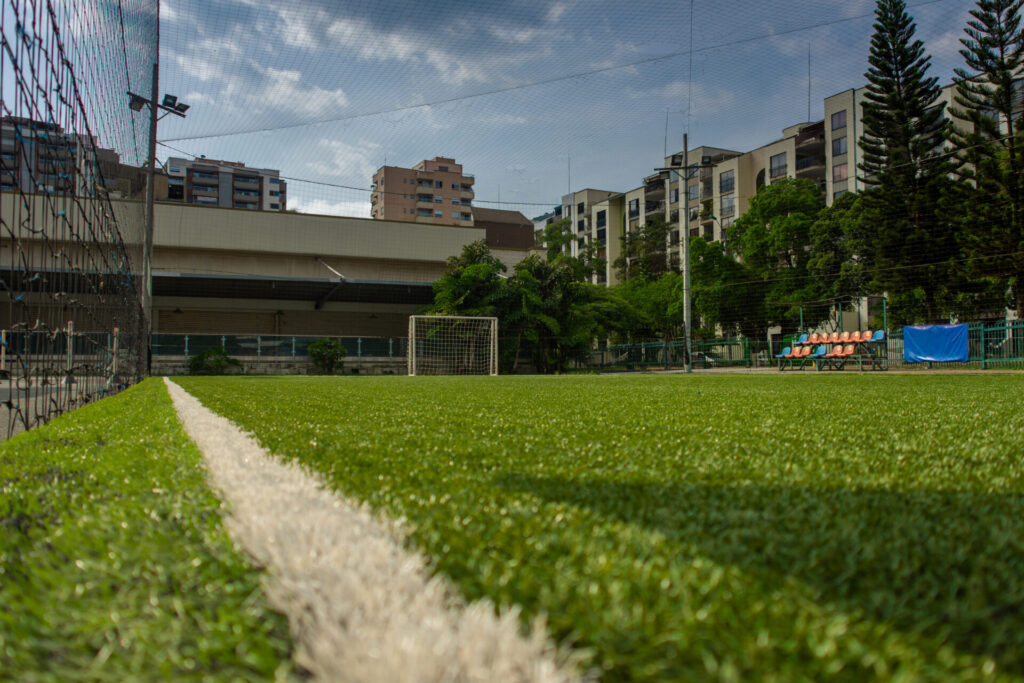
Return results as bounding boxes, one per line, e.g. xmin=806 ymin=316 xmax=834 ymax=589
xmin=497 ymin=473 xmax=1024 ymax=672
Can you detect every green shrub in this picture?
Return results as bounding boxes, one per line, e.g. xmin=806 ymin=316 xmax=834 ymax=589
xmin=187 ymin=347 xmax=242 ymax=375
xmin=308 ymin=338 xmax=347 ymax=374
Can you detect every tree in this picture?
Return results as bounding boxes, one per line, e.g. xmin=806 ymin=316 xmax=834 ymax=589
xmin=808 ymin=192 xmax=872 ymax=301
xmin=308 ymin=338 xmax=347 ymax=374
xmin=613 ymin=216 xmax=673 ymax=282
xmin=728 ymin=177 xmax=827 ymax=335
xmin=614 ymin=273 xmax=686 ymax=341
xmin=688 ymin=237 xmax=768 ymax=340
xmin=858 ymin=0 xmax=958 ymax=323
xmin=429 ymin=240 xmax=507 ymax=317
xmin=948 ymin=0 xmax=1024 ymax=316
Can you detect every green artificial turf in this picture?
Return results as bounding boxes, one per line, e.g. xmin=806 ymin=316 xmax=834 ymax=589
xmin=0 ymin=378 xmax=296 ymax=681
xmin=176 ymin=374 xmax=1024 ymax=682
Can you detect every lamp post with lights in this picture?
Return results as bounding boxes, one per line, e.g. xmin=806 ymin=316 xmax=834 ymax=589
xmin=127 ymin=64 xmax=188 ymax=373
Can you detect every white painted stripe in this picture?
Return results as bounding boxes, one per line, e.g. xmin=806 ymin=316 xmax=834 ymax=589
xmin=163 ymin=378 xmax=580 ymax=683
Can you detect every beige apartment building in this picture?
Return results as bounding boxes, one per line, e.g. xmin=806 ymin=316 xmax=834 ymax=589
xmin=370 ymin=156 xmax=475 ymax=226
xmin=164 ymin=157 xmax=286 ymax=211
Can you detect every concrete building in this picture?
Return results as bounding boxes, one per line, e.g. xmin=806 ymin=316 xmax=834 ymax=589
xmin=0 ymin=116 xmax=112 ymax=197
xmin=164 ymin=157 xmax=287 ymax=211
xmin=370 ymin=156 xmax=474 ymax=226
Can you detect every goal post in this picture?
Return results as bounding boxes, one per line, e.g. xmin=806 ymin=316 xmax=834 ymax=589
xmin=408 ymin=316 xmax=498 ymax=376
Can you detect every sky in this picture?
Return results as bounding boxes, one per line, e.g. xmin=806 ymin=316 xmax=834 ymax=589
xmin=147 ymin=0 xmax=975 ymax=220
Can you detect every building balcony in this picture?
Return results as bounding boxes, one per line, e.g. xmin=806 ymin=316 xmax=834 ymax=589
xmin=461 ymin=188 xmax=474 ymax=199
xmin=234 ymin=191 xmax=261 ymax=202
xmin=416 ymin=196 xmax=435 ymax=207
xmin=192 ymin=171 xmax=219 ymax=180
xmin=645 ymin=201 xmax=664 ymax=215
xmin=234 ymin=178 xmax=260 ymax=190
xmin=796 ymin=157 xmax=825 ymax=178
xmin=191 ymin=186 xmax=218 ymax=197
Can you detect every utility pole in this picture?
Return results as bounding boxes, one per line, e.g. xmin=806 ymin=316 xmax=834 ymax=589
xmin=681 ymin=133 xmax=692 ymax=373
xmin=143 ymin=62 xmax=158 ymax=365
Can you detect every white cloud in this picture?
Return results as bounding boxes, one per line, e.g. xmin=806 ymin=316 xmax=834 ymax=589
xmin=254 ymin=67 xmax=349 ymax=116
xmin=290 ymin=197 xmax=371 ymax=218
xmin=927 ymin=30 xmax=964 ymax=63
xmin=304 ymin=139 xmax=380 ymax=181
xmin=630 ymin=80 xmax=737 ymax=116
xmin=546 ymin=2 xmax=573 ymax=23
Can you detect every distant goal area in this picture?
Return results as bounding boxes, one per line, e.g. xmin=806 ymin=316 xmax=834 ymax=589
xmin=407 ymin=316 xmax=498 ymax=376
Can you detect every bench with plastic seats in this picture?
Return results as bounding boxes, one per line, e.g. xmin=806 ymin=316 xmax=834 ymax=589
xmin=778 ymin=344 xmax=807 ymax=370
xmin=774 ymin=346 xmax=792 ymax=368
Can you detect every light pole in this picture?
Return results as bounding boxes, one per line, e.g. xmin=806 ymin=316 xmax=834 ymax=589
xmin=655 ymin=133 xmax=715 ymax=373
xmin=128 ymin=74 xmax=188 ymax=373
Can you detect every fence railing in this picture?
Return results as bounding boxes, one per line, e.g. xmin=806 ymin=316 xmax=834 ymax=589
xmin=885 ymin=320 xmax=1024 ymax=369
xmin=151 ymin=334 xmax=409 ymax=360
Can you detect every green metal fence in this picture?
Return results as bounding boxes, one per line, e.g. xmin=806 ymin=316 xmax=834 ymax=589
xmin=151 ymin=334 xmax=409 ymax=360
xmin=886 ymin=320 xmax=1024 ymax=369
xmin=589 ymin=338 xmax=753 ymax=371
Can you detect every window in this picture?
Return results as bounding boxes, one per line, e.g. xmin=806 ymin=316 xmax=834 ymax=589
xmin=720 ymin=194 xmax=735 ymax=216
xmin=832 ymin=163 xmax=848 ymax=182
xmin=687 ymin=183 xmax=699 ymax=201
xmin=719 ymin=169 xmax=735 ymax=193
xmin=270 ymin=177 xmax=281 ymax=184
xmin=403 ymin=178 xmax=408 ymax=183
xmin=577 ymin=202 xmax=584 ymax=214
xmin=168 ymin=166 xmax=181 ymax=174
xmin=831 ymin=110 xmax=847 ymax=130
xmin=452 ymin=183 xmax=459 ymax=189
xmin=434 ymin=196 xmax=443 ymax=203
xmin=461 ymin=212 xmax=472 ymax=220
xmin=833 ymin=190 xmax=848 ymax=201
xmin=578 ymin=219 xmax=585 ymax=232
xmin=596 ymin=228 xmax=606 ymax=243
xmin=438 ymin=165 xmax=448 ymax=172
xmin=577 ymin=237 xmax=585 ymax=248
xmin=670 ymin=188 xmax=679 ymax=203
xmin=596 ymin=210 xmax=606 ymax=228
xmin=269 ymin=190 xmax=280 ymax=196
xmin=453 ymin=211 xmax=460 ymax=219
xmin=628 ymin=198 xmax=639 ymax=217
xmin=832 ymin=136 xmax=847 ymax=156
xmin=769 ymin=153 xmax=787 ymax=178
xmin=270 ymin=203 xmax=280 ymax=210
xmin=435 ymin=180 xmax=443 ymax=188
xmin=417 ymin=209 xmax=432 ymax=217
xmin=434 ymin=209 xmax=443 ymax=217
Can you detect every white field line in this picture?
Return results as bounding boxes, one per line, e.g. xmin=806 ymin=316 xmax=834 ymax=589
xmin=163 ymin=378 xmax=580 ymax=683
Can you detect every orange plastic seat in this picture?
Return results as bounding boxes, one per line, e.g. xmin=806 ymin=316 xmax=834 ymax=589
xmin=839 ymin=331 xmax=851 ymax=343
xmin=826 ymin=344 xmax=843 ymax=358
xmin=827 ymin=332 xmax=839 ymax=344
xmin=842 ymin=343 xmax=856 ymax=356
xmin=850 ymin=330 xmax=862 ymax=343
xmin=808 ymin=332 xmax=820 ymax=345
xmin=862 ymin=329 xmax=873 ymax=343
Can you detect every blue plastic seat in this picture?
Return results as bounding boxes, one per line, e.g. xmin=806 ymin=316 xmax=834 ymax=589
xmin=795 ymin=333 xmax=809 ymax=346
xmin=871 ymin=330 xmax=885 ymax=343
xmin=774 ymin=346 xmax=791 ymax=359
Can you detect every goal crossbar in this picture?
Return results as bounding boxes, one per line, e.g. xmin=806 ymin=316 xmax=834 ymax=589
xmin=408 ymin=315 xmax=498 ymax=376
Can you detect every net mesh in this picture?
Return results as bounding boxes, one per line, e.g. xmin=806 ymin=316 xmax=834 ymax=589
xmin=408 ymin=316 xmax=497 ymax=376
xmin=1 ymin=0 xmax=155 ymax=437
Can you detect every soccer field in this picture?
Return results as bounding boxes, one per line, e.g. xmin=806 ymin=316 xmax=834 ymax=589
xmin=171 ymin=374 xmax=1024 ymax=681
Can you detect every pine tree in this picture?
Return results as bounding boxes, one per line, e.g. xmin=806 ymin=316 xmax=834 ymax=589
xmin=948 ymin=0 xmax=1024 ymax=316
xmin=858 ymin=0 xmax=957 ymax=323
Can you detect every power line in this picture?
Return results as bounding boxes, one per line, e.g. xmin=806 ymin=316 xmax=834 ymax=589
xmin=160 ymin=0 xmax=958 ymax=144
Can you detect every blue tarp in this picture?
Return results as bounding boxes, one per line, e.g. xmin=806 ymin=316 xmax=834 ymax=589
xmin=904 ymin=324 xmax=969 ymax=363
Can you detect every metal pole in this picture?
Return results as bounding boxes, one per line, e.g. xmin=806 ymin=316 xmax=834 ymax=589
xmin=681 ymin=134 xmax=692 ymax=373
xmin=144 ymin=62 xmax=158 ymax=376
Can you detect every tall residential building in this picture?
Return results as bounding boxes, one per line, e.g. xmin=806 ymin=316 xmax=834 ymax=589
xmin=164 ymin=157 xmax=286 ymax=211
xmin=0 ymin=116 xmax=111 ymax=197
xmin=370 ymin=156 xmax=474 ymax=226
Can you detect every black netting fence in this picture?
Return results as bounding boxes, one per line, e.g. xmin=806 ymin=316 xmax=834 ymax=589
xmin=1 ymin=0 xmax=156 ymax=436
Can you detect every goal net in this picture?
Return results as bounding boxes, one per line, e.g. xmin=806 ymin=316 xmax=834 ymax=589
xmin=408 ymin=316 xmax=498 ymax=376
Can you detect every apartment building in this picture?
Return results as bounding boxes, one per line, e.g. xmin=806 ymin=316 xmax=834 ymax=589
xmin=164 ymin=157 xmax=286 ymax=211
xmin=370 ymin=156 xmax=474 ymax=226
xmin=0 ymin=116 xmax=111 ymax=197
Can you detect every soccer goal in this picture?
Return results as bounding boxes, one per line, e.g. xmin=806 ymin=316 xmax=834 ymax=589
xmin=408 ymin=316 xmax=498 ymax=376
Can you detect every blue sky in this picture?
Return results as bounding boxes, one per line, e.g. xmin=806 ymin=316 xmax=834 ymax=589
xmin=152 ymin=0 xmax=974 ymax=219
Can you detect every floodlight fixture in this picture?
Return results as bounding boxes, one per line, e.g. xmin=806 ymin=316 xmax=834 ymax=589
xmin=161 ymin=94 xmax=177 ymax=108
xmin=174 ymin=102 xmax=190 ymax=114
xmin=127 ymin=92 xmax=148 ymax=111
